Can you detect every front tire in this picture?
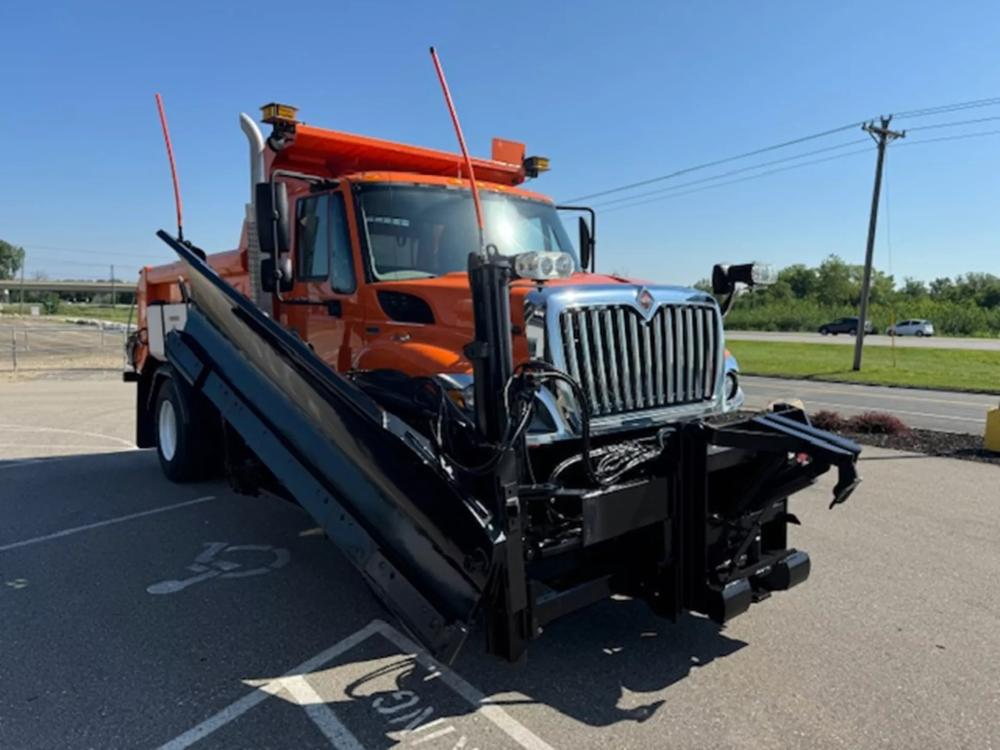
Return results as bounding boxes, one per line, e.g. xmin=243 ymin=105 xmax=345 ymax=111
xmin=154 ymin=371 xmax=216 ymax=483
xmin=916 ymin=330 xmax=925 ymax=337
xmin=848 ymin=329 xmax=857 ymax=337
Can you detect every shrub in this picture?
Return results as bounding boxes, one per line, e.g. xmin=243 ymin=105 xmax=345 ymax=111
xmin=41 ymin=293 xmax=61 ymax=315
xmin=844 ymin=411 xmax=911 ymax=435
xmin=811 ymin=410 xmax=847 ymax=431
xmin=724 ymin=298 xmax=1000 ymax=337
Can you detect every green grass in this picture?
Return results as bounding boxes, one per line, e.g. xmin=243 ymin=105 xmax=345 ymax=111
xmin=0 ymin=304 xmax=134 ymax=324
xmin=728 ymin=340 xmax=1000 ymax=394
xmin=58 ymin=304 xmax=134 ymax=323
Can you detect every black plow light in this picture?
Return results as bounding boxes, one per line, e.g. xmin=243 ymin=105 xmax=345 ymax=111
xmin=711 ymin=262 xmax=778 ymax=296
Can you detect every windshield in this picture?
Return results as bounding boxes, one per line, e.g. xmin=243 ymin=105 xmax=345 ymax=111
xmin=358 ymin=184 xmax=577 ymax=280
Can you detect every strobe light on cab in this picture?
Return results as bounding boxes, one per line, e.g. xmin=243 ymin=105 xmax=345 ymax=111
xmin=261 ymin=102 xmax=299 ymax=151
xmin=513 ymin=250 xmax=574 ymax=281
xmin=523 ymin=155 xmax=550 ymax=178
xmin=260 ymin=102 xmax=299 ymax=125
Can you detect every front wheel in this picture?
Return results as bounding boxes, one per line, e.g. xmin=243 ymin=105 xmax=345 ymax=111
xmin=154 ymin=371 xmax=217 ymax=482
xmin=916 ymin=330 xmax=925 ymax=337
xmin=848 ymin=329 xmax=857 ymax=337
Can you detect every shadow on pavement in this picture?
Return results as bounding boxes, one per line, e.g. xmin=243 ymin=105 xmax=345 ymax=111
xmin=312 ymin=598 xmax=747 ymax=746
xmin=3 ymin=447 xmax=748 ymax=744
xmin=462 ymin=598 xmax=746 ymax=726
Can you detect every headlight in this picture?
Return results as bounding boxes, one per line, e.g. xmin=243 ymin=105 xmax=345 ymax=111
xmin=452 ymin=382 xmax=475 ymax=411
xmin=513 ymin=251 xmax=574 ymax=281
xmin=436 ymin=374 xmax=475 ymax=412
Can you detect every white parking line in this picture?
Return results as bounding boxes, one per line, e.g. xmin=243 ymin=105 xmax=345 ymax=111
xmin=158 ymin=621 xmax=383 ymax=750
xmin=377 ymin=623 xmax=554 ymax=750
xmin=283 ymin=675 xmax=366 ymax=750
xmin=0 ymin=496 xmax=216 ymax=553
xmin=159 ymin=619 xmax=553 ymax=750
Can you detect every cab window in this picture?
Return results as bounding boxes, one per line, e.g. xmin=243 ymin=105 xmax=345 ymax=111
xmin=297 ymin=193 xmax=356 ymax=293
xmin=297 ymin=195 xmax=330 ymax=280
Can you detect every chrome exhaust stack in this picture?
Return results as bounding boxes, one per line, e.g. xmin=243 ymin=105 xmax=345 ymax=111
xmin=239 ymin=113 xmax=269 ymax=312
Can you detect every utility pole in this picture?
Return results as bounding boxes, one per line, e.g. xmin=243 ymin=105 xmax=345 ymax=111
xmin=110 ymin=264 xmax=116 ymax=309
xmin=18 ymin=252 xmax=25 ymax=314
xmin=853 ymin=115 xmax=905 ymax=371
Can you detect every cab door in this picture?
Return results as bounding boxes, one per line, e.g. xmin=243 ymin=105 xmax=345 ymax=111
xmin=281 ymin=188 xmax=361 ymax=373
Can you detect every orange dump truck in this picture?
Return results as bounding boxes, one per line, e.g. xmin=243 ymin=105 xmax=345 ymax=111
xmin=129 ymin=104 xmax=748 ymax=476
xmin=125 ymin=104 xmax=860 ymax=661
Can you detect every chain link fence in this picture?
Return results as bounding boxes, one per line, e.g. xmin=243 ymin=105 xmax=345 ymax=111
xmin=1 ymin=320 xmax=132 ymax=373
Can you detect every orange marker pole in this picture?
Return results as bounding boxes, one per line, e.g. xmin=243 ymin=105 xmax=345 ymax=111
xmin=429 ymin=47 xmax=485 ymax=253
xmin=155 ymin=93 xmax=185 ymax=241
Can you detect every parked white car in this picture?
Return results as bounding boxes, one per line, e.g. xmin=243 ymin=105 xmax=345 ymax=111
xmin=886 ymin=319 xmax=935 ymax=337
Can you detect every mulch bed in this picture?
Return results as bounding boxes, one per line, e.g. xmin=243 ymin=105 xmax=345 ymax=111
xmin=710 ymin=410 xmax=1000 ymax=466
xmin=837 ymin=427 xmax=999 ymax=466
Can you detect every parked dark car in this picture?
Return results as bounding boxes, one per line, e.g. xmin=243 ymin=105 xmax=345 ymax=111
xmin=819 ymin=317 xmax=874 ymax=336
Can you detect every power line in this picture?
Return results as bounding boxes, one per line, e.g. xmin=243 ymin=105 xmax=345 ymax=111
xmin=561 ymin=121 xmax=865 ymax=203
xmin=600 ymin=146 xmax=873 ymax=214
xmin=905 ymin=114 xmax=1000 ymax=132
xmin=25 ymin=259 xmax=118 ymax=268
xmin=592 ymin=138 xmax=870 ymax=208
xmin=600 ymin=126 xmax=1000 ymax=215
xmin=893 ymin=127 xmax=1000 ymax=147
xmin=564 ymin=96 xmax=1000 ymax=205
xmin=893 ymin=96 xmax=1000 ymax=119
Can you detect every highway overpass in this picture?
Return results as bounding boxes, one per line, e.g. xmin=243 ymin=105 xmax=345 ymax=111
xmin=0 ymin=279 xmax=128 ymax=294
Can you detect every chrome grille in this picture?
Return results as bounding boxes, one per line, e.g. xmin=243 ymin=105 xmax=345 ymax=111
xmin=560 ymin=304 xmax=720 ymax=416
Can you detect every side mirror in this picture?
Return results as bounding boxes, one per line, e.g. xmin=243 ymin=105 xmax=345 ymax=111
xmin=261 ymin=254 xmax=293 ymax=293
xmin=578 ymin=217 xmax=593 ymax=272
xmin=256 ymin=181 xmax=292 ymax=294
xmin=255 ymin=181 xmax=290 ymax=257
xmin=712 ymin=262 xmax=777 ymax=295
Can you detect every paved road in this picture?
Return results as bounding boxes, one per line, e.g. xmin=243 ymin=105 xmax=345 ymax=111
xmin=2 ymin=378 xmax=999 ymax=749
xmin=742 ymin=375 xmax=995 ymax=434
xmin=728 ymin=330 xmax=1000 ymax=350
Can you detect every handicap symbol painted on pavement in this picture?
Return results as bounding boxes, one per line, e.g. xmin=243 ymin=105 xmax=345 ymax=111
xmin=147 ymin=542 xmax=290 ymax=595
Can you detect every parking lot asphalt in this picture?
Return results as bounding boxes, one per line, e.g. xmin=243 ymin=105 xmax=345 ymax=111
xmin=2 ymin=377 xmax=1000 ymax=749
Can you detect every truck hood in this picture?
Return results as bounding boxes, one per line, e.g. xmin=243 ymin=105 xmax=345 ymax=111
xmin=373 ymin=271 xmax=712 ymax=330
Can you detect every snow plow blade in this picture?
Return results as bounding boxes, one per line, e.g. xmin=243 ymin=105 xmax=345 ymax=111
xmin=156 ymin=231 xmax=495 ymax=659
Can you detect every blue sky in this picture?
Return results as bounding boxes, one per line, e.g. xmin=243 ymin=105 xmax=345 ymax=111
xmin=1 ymin=0 xmax=998 ymax=285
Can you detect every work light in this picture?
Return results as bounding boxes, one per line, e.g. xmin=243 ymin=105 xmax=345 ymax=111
xmin=513 ymin=251 xmax=574 ymax=281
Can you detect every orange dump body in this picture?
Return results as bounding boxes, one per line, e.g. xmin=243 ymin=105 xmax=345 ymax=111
xmin=135 ymin=121 xmax=616 ymax=378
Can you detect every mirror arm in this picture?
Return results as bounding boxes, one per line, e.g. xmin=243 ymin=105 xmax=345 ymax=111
xmin=719 ymin=290 xmax=737 ymax=318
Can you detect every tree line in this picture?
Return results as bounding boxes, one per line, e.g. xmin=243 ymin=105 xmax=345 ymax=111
xmin=698 ymin=255 xmax=1000 ymax=336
